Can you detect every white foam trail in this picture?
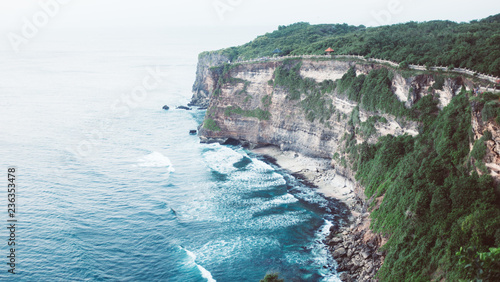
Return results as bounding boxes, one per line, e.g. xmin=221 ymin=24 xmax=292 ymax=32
xmin=180 ymin=246 xmax=216 ymax=282
xmin=135 ymin=151 xmax=175 ymax=172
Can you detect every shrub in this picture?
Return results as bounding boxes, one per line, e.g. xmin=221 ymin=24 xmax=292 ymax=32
xmin=260 ymin=273 xmax=284 ymax=282
xmin=203 ymin=118 xmax=221 ymax=131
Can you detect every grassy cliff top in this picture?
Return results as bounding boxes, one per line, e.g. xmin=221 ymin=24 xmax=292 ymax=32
xmin=205 ymin=14 xmax=500 ymax=76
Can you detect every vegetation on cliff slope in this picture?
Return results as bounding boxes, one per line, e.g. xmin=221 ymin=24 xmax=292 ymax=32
xmin=271 ymin=58 xmax=500 ymax=280
xmin=346 ymin=89 xmax=500 ymax=281
xmin=213 ymin=14 xmax=500 ymax=76
xmin=272 ymin=60 xmax=407 ymax=121
xmin=272 ymin=59 xmax=336 ymax=123
xmin=201 ymin=16 xmax=500 ymax=280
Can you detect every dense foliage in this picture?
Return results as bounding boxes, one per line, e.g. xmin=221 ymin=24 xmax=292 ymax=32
xmin=224 ymin=106 xmax=271 ymax=121
xmin=457 ymin=246 xmax=500 ymax=281
xmin=214 ymin=14 xmax=500 ymax=76
xmin=347 ymin=90 xmax=500 ymax=281
xmin=203 ymin=118 xmax=221 ymax=131
xmin=206 ymin=16 xmax=500 ymax=280
xmin=260 ymin=273 xmax=284 ymax=282
xmin=337 ymin=67 xmax=408 ymax=117
xmin=215 ymin=22 xmax=363 ymax=60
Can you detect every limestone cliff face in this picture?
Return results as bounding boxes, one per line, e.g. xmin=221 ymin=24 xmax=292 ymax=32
xmin=190 ymin=52 xmax=229 ymax=107
xmin=471 ymin=101 xmax=500 ymax=187
xmin=197 ymin=59 xmax=465 ymax=159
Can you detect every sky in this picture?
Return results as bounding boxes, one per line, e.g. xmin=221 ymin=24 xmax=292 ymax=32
xmin=0 ymin=0 xmax=497 ymax=53
xmin=0 ymin=0 xmax=497 ymax=29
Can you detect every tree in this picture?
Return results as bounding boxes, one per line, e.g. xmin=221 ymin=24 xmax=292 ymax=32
xmin=260 ymin=273 xmax=284 ymax=282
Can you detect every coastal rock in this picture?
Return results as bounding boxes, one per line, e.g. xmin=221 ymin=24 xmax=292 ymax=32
xmin=471 ymin=101 xmax=500 ymax=187
xmin=361 ymin=250 xmax=371 ymax=259
xmin=328 ymin=237 xmax=343 ymax=245
xmin=339 ymin=272 xmax=351 ymax=282
xmin=176 ymin=106 xmax=192 ymax=110
xmin=190 ymin=52 xmax=229 ymax=108
xmin=162 ymin=105 xmax=170 ymax=110
xmin=189 ymin=56 xmax=478 ymax=281
xmin=196 ymin=60 xmax=422 ymax=159
xmin=332 ymin=247 xmax=347 ymax=258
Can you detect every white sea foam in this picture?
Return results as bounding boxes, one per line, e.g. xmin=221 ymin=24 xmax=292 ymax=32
xmin=196 ymin=237 xmax=280 ymax=263
xmin=243 ymin=211 xmax=309 ymax=230
xmin=135 ymin=151 xmax=175 ymax=172
xmin=180 ymin=246 xmax=216 ymax=282
xmin=247 ymin=158 xmax=275 ymax=172
xmin=203 ymin=145 xmax=244 ymax=174
xmin=228 ymin=170 xmax=286 ymax=188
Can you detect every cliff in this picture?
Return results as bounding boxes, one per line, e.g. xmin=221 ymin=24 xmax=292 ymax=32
xmin=471 ymin=100 xmax=500 ymax=188
xmin=189 ymin=52 xmax=229 ymax=108
xmin=193 ymin=57 xmax=474 ymax=157
xmin=190 ymin=54 xmax=500 ymax=281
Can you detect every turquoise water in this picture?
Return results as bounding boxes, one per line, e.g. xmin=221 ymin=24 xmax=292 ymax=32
xmin=0 ymin=31 xmax=349 ymax=281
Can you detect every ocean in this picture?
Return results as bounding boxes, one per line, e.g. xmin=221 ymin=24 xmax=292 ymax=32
xmin=0 ymin=29 xmax=348 ymax=281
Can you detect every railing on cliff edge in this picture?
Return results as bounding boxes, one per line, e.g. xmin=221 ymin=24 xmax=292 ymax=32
xmin=229 ymin=54 xmax=500 ymax=85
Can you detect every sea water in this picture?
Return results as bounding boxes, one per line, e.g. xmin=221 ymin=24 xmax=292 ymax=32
xmin=0 ymin=29 xmax=349 ymax=281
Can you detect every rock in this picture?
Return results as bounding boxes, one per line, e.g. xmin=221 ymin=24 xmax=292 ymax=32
xmin=347 ymin=248 xmax=355 ymax=258
xmin=328 ymin=237 xmax=343 ymax=245
xmin=329 ymin=224 xmax=339 ymax=232
xmin=365 ymin=264 xmax=374 ymax=274
xmin=339 ymin=272 xmax=351 ymax=281
xmin=353 ymin=256 xmax=363 ymax=266
xmin=197 ymin=106 xmax=208 ymax=110
xmin=176 ymin=106 xmax=192 ymax=110
xmin=361 ymin=249 xmax=371 ymax=259
xmin=162 ymin=105 xmax=170 ymax=110
xmin=189 ymin=130 xmax=197 ymax=135
xmin=332 ymin=247 xmax=347 ymax=258
xmin=350 ymin=264 xmax=360 ymax=272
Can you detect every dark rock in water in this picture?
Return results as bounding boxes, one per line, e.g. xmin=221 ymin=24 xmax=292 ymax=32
xmin=176 ymin=106 xmax=192 ymax=110
xmin=197 ymin=106 xmax=208 ymax=110
xmin=162 ymin=105 xmax=170 ymax=110
xmin=189 ymin=130 xmax=197 ymax=135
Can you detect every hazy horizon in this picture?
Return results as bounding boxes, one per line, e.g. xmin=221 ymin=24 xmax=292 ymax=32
xmin=0 ymin=0 xmax=498 ymax=53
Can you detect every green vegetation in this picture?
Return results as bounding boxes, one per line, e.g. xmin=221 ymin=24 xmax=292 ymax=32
xmin=273 ymin=59 xmax=336 ymax=123
xmin=432 ymin=75 xmax=445 ymax=90
xmin=224 ymin=106 xmax=271 ymax=121
xmin=212 ymin=14 xmax=500 ymax=76
xmin=338 ymin=67 xmax=408 ymax=117
xmin=357 ymin=116 xmax=388 ymax=138
xmin=203 ymin=118 xmax=221 ymax=131
xmin=471 ymin=133 xmax=489 ymax=161
xmin=217 ymin=22 xmax=363 ymax=60
xmin=345 ymin=89 xmax=500 ymax=281
xmin=261 ymin=95 xmax=272 ymax=108
xmin=457 ymin=246 xmax=500 ymax=281
xmin=203 ymin=16 xmax=500 ymax=281
xmin=210 ymin=63 xmax=251 ymax=98
xmin=260 ymin=273 xmax=284 ymax=282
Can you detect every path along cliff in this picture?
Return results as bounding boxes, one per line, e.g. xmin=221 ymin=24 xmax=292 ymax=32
xmin=190 ymin=54 xmax=500 ymax=281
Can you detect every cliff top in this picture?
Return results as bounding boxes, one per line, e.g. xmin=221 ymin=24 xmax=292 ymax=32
xmin=201 ymin=14 xmax=500 ymax=77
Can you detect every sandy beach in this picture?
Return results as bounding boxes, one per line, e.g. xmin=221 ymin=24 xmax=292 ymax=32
xmin=252 ymin=146 xmax=361 ymax=219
